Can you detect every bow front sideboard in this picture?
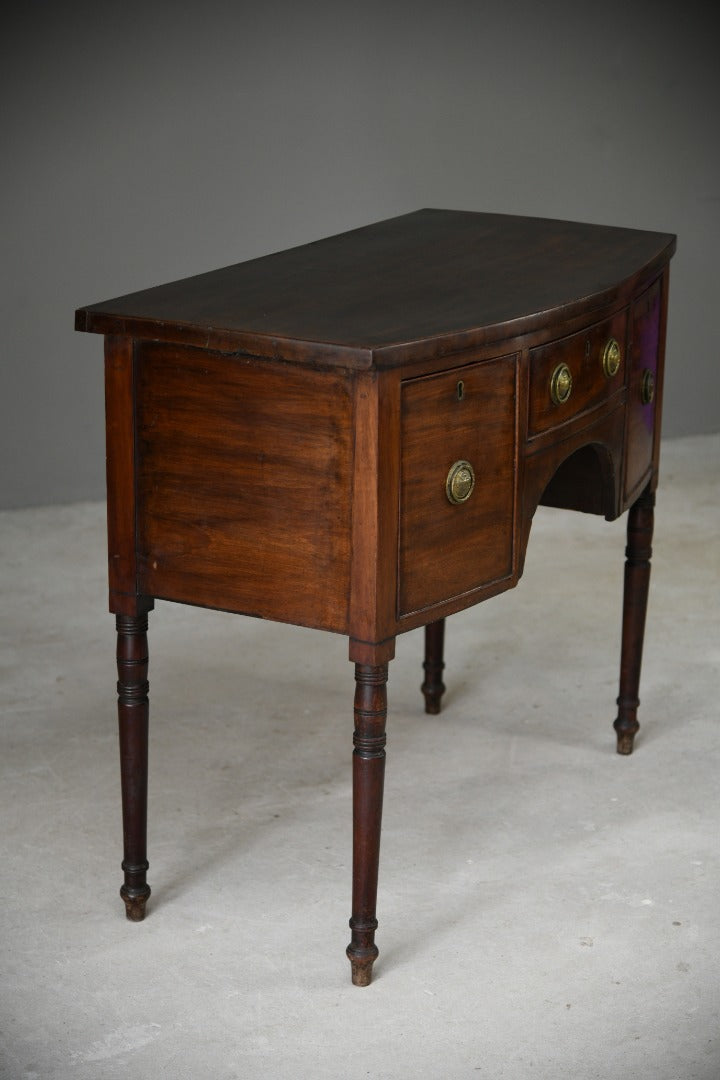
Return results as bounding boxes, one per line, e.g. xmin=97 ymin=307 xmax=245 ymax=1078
xmin=76 ymin=209 xmax=676 ymax=985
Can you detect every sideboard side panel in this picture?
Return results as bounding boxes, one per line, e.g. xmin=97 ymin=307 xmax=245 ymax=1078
xmin=134 ymin=343 xmax=353 ymax=633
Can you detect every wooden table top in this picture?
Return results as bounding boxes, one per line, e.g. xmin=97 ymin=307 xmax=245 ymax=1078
xmin=76 ymin=209 xmax=676 ymax=368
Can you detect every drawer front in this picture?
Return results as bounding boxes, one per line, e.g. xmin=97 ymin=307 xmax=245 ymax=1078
xmin=625 ymin=277 xmax=661 ymax=500
xmin=398 ymin=355 xmax=517 ymax=617
xmin=528 ymin=310 xmax=628 ymax=437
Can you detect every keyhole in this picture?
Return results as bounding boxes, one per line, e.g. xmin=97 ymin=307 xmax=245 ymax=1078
xmin=457 ymin=380 xmax=465 ymax=401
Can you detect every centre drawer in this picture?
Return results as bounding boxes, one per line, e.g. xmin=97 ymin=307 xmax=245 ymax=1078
xmin=398 ymin=355 xmax=517 ymax=617
xmin=528 ymin=309 xmax=628 ymax=438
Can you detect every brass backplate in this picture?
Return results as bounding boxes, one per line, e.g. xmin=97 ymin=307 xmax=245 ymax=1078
xmin=641 ymin=368 xmax=655 ymax=405
xmin=445 ymin=460 xmax=475 ymax=505
xmin=602 ymin=337 xmax=622 ymax=378
xmin=550 ymin=362 xmax=572 ymax=406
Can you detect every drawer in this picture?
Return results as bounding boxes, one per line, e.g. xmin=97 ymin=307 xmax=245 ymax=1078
xmin=398 ymin=355 xmax=517 ymax=617
xmin=528 ymin=309 xmax=628 ymax=438
xmin=625 ymin=277 xmax=662 ymax=500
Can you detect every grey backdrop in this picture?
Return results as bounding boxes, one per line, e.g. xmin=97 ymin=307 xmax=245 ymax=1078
xmin=2 ymin=1 xmax=718 ymax=509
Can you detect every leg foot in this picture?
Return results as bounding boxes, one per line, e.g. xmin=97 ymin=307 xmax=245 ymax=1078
xmin=614 ymin=723 xmax=637 ymax=756
xmin=347 ymin=662 xmax=388 ymax=986
xmin=120 ymin=883 xmax=151 ymax=922
xmin=421 ymin=619 xmax=446 ymax=715
xmin=614 ymin=489 xmax=654 ymax=755
xmin=347 ymin=935 xmax=379 ymax=986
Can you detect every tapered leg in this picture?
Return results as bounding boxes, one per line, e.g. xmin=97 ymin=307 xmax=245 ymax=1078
xmin=347 ymin=663 xmax=388 ymax=986
xmin=116 ymin=613 xmax=152 ymax=919
xmin=614 ymin=488 xmax=655 ymax=755
xmin=421 ymin=618 xmax=446 ymax=714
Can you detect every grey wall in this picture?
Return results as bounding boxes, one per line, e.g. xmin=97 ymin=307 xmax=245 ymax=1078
xmin=2 ymin=1 xmax=718 ymax=509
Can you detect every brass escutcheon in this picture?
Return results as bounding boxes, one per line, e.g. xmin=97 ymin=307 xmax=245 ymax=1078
xmin=445 ymin=460 xmax=475 ymax=505
xmin=550 ymin=362 xmax=573 ymax=406
xmin=602 ymin=337 xmax=622 ymax=378
xmin=641 ymin=368 xmax=655 ymax=405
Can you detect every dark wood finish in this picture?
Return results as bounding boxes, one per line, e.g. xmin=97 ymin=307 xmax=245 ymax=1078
xmin=104 ymin=336 xmax=152 ymax=618
xmin=527 ymin=405 xmax=627 ymax=527
xmin=399 ymin=356 xmax=517 ymax=616
xmin=614 ymin=489 xmax=655 ymax=755
xmin=116 ymin=613 xmax=152 ymax=920
xmin=347 ymin=662 xmax=389 ymax=986
xmin=538 ymin=444 xmax=617 ymax=517
xmin=422 ymin=619 xmax=446 ymax=714
xmin=134 ymin=342 xmax=353 ymax=632
xmin=625 ymin=277 xmax=665 ymax=502
xmin=527 ymin=308 xmax=627 ymax=439
xmin=76 ymin=210 xmax=675 ymax=984
xmin=77 ymin=209 xmax=674 ymax=370
xmin=347 ymin=371 xmax=401 ymax=651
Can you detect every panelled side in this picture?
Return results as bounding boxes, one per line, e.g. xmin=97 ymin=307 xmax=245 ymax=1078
xmin=134 ymin=342 xmax=354 ymax=633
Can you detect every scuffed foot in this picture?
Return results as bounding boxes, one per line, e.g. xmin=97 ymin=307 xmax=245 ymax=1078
xmin=120 ymin=885 xmax=151 ymax=922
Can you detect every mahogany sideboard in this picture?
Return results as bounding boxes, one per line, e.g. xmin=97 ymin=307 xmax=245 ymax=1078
xmin=76 ymin=209 xmax=676 ymax=986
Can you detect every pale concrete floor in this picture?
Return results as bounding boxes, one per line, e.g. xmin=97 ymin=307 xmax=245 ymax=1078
xmin=1 ymin=434 xmax=718 ymax=1080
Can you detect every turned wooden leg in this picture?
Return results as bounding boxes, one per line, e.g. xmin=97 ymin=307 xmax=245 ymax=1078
xmin=421 ymin=618 xmax=446 ymax=714
xmin=347 ymin=663 xmax=388 ymax=986
xmin=116 ymin=613 xmax=152 ymax=919
xmin=614 ymin=488 xmax=655 ymax=755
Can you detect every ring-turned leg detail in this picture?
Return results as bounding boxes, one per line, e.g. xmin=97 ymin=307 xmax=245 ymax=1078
xmin=116 ymin=613 xmax=152 ymax=919
xmin=347 ymin=662 xmax=388 ymax=986
xmin=614 ymin=489 xmax=655 ymax=755
xmin=421 ymin=619 xmax=446 ymax=715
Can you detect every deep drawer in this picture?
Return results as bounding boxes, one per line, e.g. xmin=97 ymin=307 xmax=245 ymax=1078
xmin=398 ymin=354 xmax=517 ymax=617
xmin=624 ymin=277 xmax=662 ymax=501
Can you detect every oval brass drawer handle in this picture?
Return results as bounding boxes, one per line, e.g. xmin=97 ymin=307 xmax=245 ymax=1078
xmin=602 ymin=337 xmax=622 ymax=378
xmin=446 ymin=460 xmax=475 ymax=505
xmin=641 ymin=368 xmax=655 ymax=405
xmin=549 ymin=362 xmax=573 ymax=406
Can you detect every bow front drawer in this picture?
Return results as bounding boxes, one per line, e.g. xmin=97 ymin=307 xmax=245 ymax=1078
xmin=528 ymin=309 xmax=628 ymax=438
